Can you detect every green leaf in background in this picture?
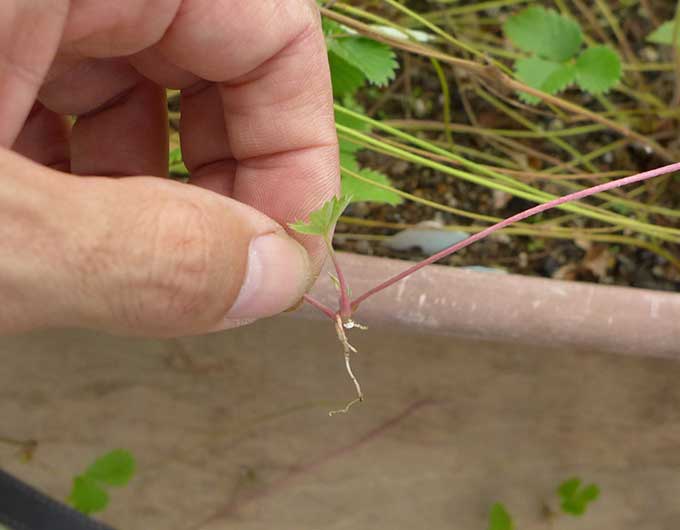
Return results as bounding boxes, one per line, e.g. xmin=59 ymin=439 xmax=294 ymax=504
xmin=514 ymin=57 xmax=576 ymax=104
xmin=647 ymin=21 xmax=677 ymax=46
xmin=335 ymin=97 xmax=401 ymax=206
xmin=328 ymin=51 xmax=366 ymax=98
xmin=342 ymin=168 xmax=403 ymax=205
xmin=339 ymin=139 xmax=362 ymax=169
xmin=68 ymin=449 xmax=136 ymax=516
xmin=68 ymin=476 xmax=109 ymax=515
xmin=335 ymin=95 xmax=372 ymax=132
xmin=85 ymin=449 xmax=136 ymax=487
xmin=504 ymin=6 xmax=583 ymax=62
xmin=289 ymin=195 xmax=352 ymax=237
xmin=327 ymin=37 xmax=398 ymax=86
xmin=487 ymin=503 xmax=514 ymax=530
xmin=574 ymin=45 xmax=622 ymax=94
xmin=558 ymin=477 xmax=600 ymax=516
xmin=322 ymin=17 xmax=343 ymax=36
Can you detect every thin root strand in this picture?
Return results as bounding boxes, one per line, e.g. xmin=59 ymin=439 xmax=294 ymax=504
xmin=329 ymin=396 xmax=363 ymax=416
xmin=330 ymin=315 xmax=365 ymax=416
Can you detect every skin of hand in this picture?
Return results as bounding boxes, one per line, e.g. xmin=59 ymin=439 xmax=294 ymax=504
xmin=0 ymin=0 xmax=339 ymax=337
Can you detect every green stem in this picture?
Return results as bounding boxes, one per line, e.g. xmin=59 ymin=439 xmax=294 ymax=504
xmin=334 ymin=105 xmax=680 ymax=241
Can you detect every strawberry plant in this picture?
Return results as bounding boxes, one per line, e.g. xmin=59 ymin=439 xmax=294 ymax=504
xmin=68 ymin=449 xmax=136 ymax=515
xmin=487 ymin=503 xmax=514 ymax=530
xmin=487 ymin=476 xmax=600 ymax=529
xmin=504 ymin=7 xmax=622 ymax=103
xmin=558 ymin=477 xmax=600 ymax=516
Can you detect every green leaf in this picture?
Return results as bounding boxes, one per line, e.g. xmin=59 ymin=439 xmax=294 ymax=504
xmin=558 ymin=477 xmax=600 ymax=516
xmin=648 ymin=21 xmax=677 ymax=46
xmin=574 ymin=46 xmax=622 ymax=94
xmin=85 ymin=449 xmax=136 ymax=487
xmin=488 ymin=503 xmax=514 ymax=530
xmin=558 ymin=477 xmax=581 ymax=498
xmin=327 ymin=37 xmax=398 ymax=86
xmin=335 ymin=95 xmax=372 ymax=132
xmin=514 ymin=57 xmax=577 ymax=104
xmin=342 ymin=168 xmax=403 ymax=205
xmin=322 ymin=18 xmax=344 ymax=37
xmin=504 ymin=6 xmax=583 ymax=62
xmin=328 ymin=50 xmax=366 ymax=98
xmin=339 ymin=141 xmax=361 ymax=170
xmin=289 ymin=195 xmax=352 ymax=236
xmin=581 ymin=484 xmax=601 ymax=502
xmin=69 ymin=476 xmax=109 ymax=515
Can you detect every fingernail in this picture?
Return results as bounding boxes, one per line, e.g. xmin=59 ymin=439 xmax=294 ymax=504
xmin=222 ymin=232 xmax=311 ymax=322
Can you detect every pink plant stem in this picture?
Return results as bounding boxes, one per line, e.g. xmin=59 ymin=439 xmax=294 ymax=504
xmin=303 ymin=294 xmax=336 ymax=320
xmin=327 ymin=240 xmax=353 ymax=318
xmin=351 ymin=162 xmax=680 ymax=309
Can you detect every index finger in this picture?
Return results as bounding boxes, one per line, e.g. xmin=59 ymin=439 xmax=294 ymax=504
xmin=157 ymin=0 xmax=339 ymax=271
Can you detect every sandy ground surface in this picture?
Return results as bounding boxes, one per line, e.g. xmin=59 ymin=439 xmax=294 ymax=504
xmin=2 ymin=316 xmax=680 ymax=530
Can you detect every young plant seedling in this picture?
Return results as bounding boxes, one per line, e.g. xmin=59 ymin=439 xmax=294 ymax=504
xmin=488 ymin=476 xmax=600 ymax=529
xmin=487 ymin=502 xmax=514 ymax=530
xmin=290 ymin=195 xmax=369 ymax=415
xmin=504 ymin=6 xmax=622 ymax=103
xmin=558 ymin=477 xmax=600 ymax=516
xmin=68 ymin=449 xmax=136 ymax=515
xmin=291 ymin=163 xmax=680 ymax=414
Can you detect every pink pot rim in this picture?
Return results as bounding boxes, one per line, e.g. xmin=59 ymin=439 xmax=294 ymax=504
xmin=291 ymin=252 xmax=680 ymax=358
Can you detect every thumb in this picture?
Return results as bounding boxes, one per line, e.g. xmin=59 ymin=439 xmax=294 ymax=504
xmin=1 ymin=150 xmax=313 ymax=337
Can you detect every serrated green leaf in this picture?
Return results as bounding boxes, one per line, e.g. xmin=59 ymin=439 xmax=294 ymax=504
xmin=558 ymin=477 xmax=600 ymax=516
xmin=542 ymin=63 xmax=577 ymax=94
xmin=327 ymin=37 xmax=398 ymax=86
xmin=289 ymin=195 xmax=352 ymax=236
xmin=514 ymin=57 xmax=577 ymax=104
xmin=85 ymin=449 xmax=136 ymax=487
xmin=488 ymin=503 xmax=514 ymax=530
xmin=328 ymin=50 xmax=366 ymax=98
xmin=558 ymin=477 xmax=581 ymax=498
xmin=339 ymin=144 xmax=361 ymax=175
xmin=648 ymin=21 xmax=677 ymax=46
xmin=504 ymin=6 xmax=583 ymax=62
xmin=581 ymin=484 xmax=600 ymax=502
xmin=574 ymin=45 xmax=622 ymax=94
xmin=342 ymin=168 xmax=403 ymax=205
xmin=561 ymin=498 xmax=586 ymax=515
xmin=69 ymin=476 xmax=109 ymax=515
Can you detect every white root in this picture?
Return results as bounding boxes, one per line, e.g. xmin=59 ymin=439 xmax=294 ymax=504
xmin=329 ymin=315 xmax=367 ymax=416
xmin=328 ymin=397 xmax=362 ymax=416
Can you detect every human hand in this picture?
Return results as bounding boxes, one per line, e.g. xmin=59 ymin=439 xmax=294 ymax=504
xmin=0 ymin=0 xmax=338 ymax=336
